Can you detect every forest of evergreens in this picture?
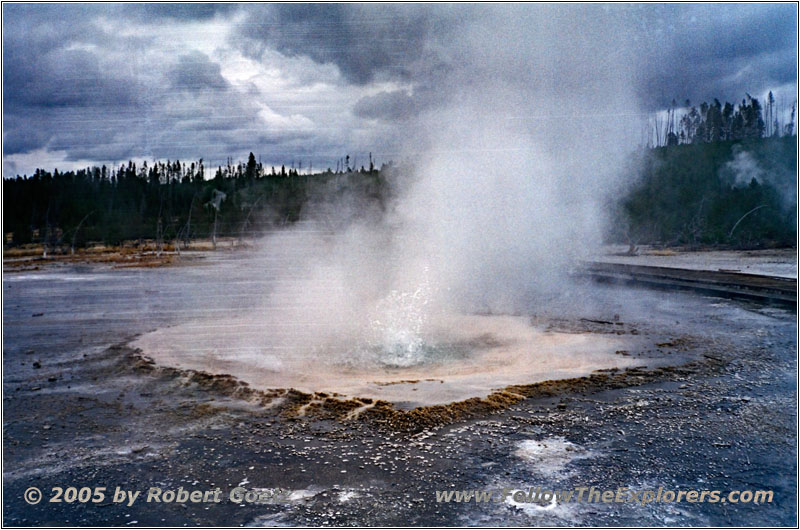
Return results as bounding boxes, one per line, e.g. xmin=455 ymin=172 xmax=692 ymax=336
xmin=614 ymin=135 xmax=796 ymax=248
xmin=3 ymin=153 xmax=393 ymax=251
xmin=3 ymin=94 xmax=797 ymax=252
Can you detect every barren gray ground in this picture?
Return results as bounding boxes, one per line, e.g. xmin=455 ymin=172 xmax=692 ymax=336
xmin=3 ymin=252 xmax=797 ymax=526
xmin=598 ymin=246 xmax=798 ymax=279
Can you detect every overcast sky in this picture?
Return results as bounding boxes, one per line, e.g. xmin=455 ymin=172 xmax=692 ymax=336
xmin=3 ymin=3 xmax=797 ymax=176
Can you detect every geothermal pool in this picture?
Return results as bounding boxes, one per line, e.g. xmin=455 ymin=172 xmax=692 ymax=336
xmin=129 ymin=227 xmax=644 ymax=407
xmin=132 ymin=313 xmax=636 ymax=406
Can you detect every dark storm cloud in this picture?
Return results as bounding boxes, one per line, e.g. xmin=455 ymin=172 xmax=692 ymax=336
xmin=6 ymin=47 xmax=141 ymax=109
xmin=168 ymin=52 xmax=230 ymax=92
xmin=2 ymin=113 xmax=53 ymax=155
xmin=2 ymin=4 xmax=150 ymax=160
xmin=120 ymin=3 xmax=234 ymax=21
xmin=632 ymin=3 xmax=797 ymax=107
xmin=233 ymin=3 xmax=797 ymax=113
xmin=235 ymin=3 xmax=441 ymax=84
xmin=2 ymin=3 xmax=797 ymax=174
xmin=2 ymin=3 xmax=263 ymax=166
xmin=2 ymin=2 xmax=232 ymax=24
xmin=353 ymin=90 xmax=422 ymax=121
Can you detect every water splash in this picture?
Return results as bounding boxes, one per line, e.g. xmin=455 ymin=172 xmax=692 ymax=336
xmin=369 ymin=267 xmax=434 ymax=367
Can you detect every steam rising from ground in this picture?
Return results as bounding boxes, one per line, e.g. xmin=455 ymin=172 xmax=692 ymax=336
xmin=254 ymin=7 xmax=643 ymax=364
xmin=723 ymin=147 xmax=798 ymax=211
xmin=138 ymin=7 xmax=647 ymax=397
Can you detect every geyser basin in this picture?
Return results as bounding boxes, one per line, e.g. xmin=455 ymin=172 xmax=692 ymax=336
xmin=132 ymin=314 xmax=637 ymax=407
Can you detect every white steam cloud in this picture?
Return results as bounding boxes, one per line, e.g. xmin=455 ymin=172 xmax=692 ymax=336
xmin=254 ymin=5 xmax=645 ymax=362
xmin=723 ymin=147 xmax=797 ymax=211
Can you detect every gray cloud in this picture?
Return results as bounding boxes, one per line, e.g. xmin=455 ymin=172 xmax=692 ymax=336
xmin=233 ymin=3 xmax=797 ymax=110
xmin=353 ymin=90 xmax=422 ymax=121
xmin=120 ymin=3 xmax=234 ymax=21
xmin=168 ymin=51 xmax=230 ymax=92
xmin=2 ymin=4 xmax=272 ymax=167
xmin=234 ymin=4 xmax=440 ymax=85
xmin=631 ymin=3 xmax=797 ymax=107
xmin=2 ymin=3 xmax=797 ymax=175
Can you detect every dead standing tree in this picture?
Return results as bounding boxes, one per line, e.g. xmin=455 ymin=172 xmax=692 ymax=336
xmin=239 ymin=195 xmax=264 ymax=244
xmin=70 ymin=211 xmax=94 ymax=255
xmin=729 ymin=204 xmax=767 ymax=240
xmin=207 ymin=189 xmax=227 ymax=250
xmin=42 ymin=205 xmax=50 ymax=258
xmin=156 ymin=197 xmax=164 ymax=257
xmin=180 ymin=191 xmax=201 ymax=250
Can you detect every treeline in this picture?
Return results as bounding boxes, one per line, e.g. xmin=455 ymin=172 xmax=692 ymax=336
xmin=615 ymin=135 xmax=796 ymax=248
xmin=3 ymin=153 xmax=393 ymax=250
xmin=648 ymin=92 xmax=796 ymax=147
xmin=4 ymin=91 xmax=797 ymax=252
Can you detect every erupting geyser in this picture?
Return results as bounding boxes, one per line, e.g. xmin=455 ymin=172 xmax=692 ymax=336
xmin=134 ymin=5 xmax=645 ymax=409
xmin=132 ymin=126 xmax=637 ymax=407
xmin=133 ymin=115 xmax=639 ymax=407
xmin=133 ymin=225 xmax=639 ymax=407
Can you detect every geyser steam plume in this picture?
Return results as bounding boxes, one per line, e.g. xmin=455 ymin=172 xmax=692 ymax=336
xmin=255 ymin=5 xmax=644 ymax=362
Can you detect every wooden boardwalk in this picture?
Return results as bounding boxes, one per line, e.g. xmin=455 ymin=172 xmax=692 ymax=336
xmin=583 ymin=261 xmax=797 ymax=308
